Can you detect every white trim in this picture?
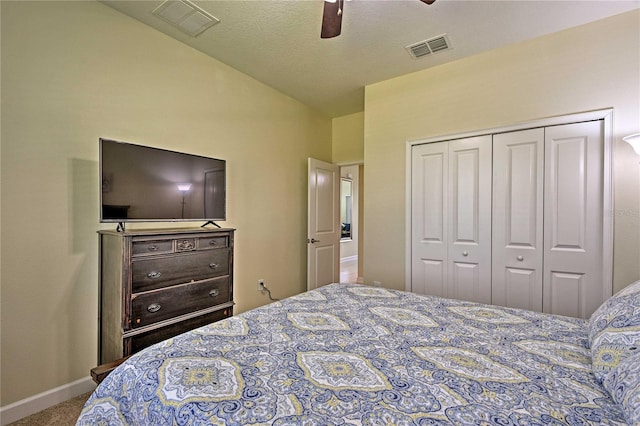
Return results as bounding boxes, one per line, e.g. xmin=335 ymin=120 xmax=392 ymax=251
xmin=405 ymin=108 xmax=614 ymax=300
xmin=602 ymin=110 xmax=615 ymax=301
xmin=340 ymin=255 xmax=358 ymax=263
xmin=405 ymin=135 xmax=413 ymax=292
xmin=0 ymin=377 xmax=96 ymax=425
xmin=406 ymin=109 xmax=614 ymax=147
xmin=335 ymin=161 xmax=364 ymax=167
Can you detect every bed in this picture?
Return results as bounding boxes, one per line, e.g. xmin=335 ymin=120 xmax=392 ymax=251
xmin=77 ymin=282 xmax=640 ymax=425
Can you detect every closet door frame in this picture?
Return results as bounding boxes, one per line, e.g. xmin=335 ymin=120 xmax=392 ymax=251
xmin=405 ymin=108 xmax=614 ymax=306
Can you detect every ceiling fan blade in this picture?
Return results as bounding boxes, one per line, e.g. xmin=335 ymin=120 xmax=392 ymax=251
xmin=321 ymin=0 xmax=343 ymax=39
xmin=420 ymin=0 xmax=436 ymax=4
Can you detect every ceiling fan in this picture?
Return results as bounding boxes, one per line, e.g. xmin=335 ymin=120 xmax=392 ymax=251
xmin=321 ymin=0 xmax=436 ymax=39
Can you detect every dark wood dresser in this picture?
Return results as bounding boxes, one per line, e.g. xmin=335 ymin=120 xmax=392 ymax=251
xmin=97 ymin=227 xmax=234 ymax=364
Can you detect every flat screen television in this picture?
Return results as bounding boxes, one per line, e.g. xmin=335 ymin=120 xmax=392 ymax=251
xmin=100 ymin=138 xmax=226 ymax=224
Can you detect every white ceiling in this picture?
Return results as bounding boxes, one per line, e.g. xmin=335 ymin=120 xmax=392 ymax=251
xmin=102 ymin=0 xmax=639 ymax=118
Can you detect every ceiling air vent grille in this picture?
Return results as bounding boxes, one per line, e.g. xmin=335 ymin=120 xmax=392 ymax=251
xmin=406 ymin=34 xmax=451 ymax=59
xmin=152 ymin=0 xmax=220 ymax=37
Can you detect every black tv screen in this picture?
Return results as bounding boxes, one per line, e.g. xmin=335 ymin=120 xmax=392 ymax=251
xmin=100 ymin=138 xmax=226 ymax=223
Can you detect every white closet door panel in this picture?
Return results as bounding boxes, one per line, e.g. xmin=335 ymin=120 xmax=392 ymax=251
xmin=411 ymin=142 xmax=448 ymax=295
xmin=548 ymin=272 xmax=585 ymax=318
xmin=452 ymin=150 xmax=478 ymax=241
xmin=420 ymin=153 xmax=446 ymax=242
xmin=503 ymin=268 xmax=540 ymax=311
xmin=551 ymin=140 xmax=586 ymax=249
xmin=544 ymin=121 xmax=604 ymax=318
xmin=416 ymin=259 xmax=446 ymax=297
xmin=492 ymin=129 xmax=544 ymax=310
xmin=447 ymin=136 xmax=492 ymax=304
xmin=449 ymin=261 xmax=481 ymax=301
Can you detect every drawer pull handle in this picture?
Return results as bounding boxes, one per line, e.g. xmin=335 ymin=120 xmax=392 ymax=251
xmin=147 ymin=271 xmax=162 ymax=279
xmin=209 ymin=263 xmax=219 ymax=269
xmin=148 ymin=245 xmax=158 ymax=251
xmin=209 ymin=240 xmax=217 ymax=246
xmin=209 ymin=289 xmax=220 ymax=297
xmin=147 ymin=303 xmax=161 ymax=313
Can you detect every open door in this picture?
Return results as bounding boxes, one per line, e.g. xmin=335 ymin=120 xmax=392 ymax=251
xmin=308 ymin=158 xmax=340 ymax=290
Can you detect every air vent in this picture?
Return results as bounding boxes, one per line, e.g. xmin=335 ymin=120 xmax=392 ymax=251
xmin=406 ymin=34 xmax=451 ymax=59
xmin=152 ymin=0 xmax=220 ymax=37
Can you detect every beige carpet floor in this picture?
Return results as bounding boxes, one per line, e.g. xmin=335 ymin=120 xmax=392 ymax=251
xmin=6 ymin=391 xmax=92 ymax=426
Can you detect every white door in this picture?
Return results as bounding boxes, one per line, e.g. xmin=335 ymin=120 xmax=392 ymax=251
xmin=446 ymin=136 xmax=493 ymax=304
xmin=544 ymin=121 xmax=604 ymax=318
xmin=411 ymin=136 xmax=492 ymax=304
xmin=411 ymin=141 xmax=448 ymax=297
xmin=308 ymin=158 xmax=340 ymax=291
xmin=492 ymin=128 xmax=544 ymax=311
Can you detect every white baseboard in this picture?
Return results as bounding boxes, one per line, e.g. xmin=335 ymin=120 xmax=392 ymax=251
xmin=340 ymin=255 xmax=358 ymax=263
xmin=0 ymin=377 xmax=96 ymax=425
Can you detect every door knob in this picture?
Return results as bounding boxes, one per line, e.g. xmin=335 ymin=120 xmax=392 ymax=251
xmin=308 ymin=238 xmax=320 ymax=243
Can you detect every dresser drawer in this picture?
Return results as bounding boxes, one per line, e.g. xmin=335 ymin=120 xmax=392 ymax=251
xmin=132 ymin=239 xmax=174 ymax=256
xmin=131 ymin=276 xmax=230 ymax=328
xmin=199 ymin=235 xmax=229 ymax=250
xmin=132 ymin=250 xmax=229 ymax=293
xmin=127 ymin=307 xmax=232 ymax=355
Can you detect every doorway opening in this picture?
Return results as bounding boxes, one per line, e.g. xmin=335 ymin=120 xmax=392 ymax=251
xmin=339 ymin=164 xmax=363 ymax=283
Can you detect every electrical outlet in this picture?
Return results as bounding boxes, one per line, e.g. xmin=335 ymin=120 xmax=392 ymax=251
xmin=258 ymin=279 xmax=265 ymax=292
xmin=373 ymin=280 xmax=382 ymax=287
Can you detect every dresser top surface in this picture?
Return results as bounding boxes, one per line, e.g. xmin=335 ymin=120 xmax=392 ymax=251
xmin=98 ymin=227 xmax=235 ymax=237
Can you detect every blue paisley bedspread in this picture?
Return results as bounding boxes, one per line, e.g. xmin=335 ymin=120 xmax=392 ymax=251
xmin=77 ymin=283 xmax=625 ymax=425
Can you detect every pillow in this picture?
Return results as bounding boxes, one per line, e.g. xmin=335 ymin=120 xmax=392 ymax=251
xmin=603 ymin=351 xmax=640 ymax=424
xmin=589 ymin=280 xmax=640 ymax=382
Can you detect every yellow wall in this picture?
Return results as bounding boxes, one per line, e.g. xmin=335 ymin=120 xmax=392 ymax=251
xmin=332 ymin=112 xmax=364 ymax=164
xmin=364 ymin=11 xmax=640 ymax=293
xmin=0 ymin=1 xmax=331 ymax=405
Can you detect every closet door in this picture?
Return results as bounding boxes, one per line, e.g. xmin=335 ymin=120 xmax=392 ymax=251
xmin=492 ymin=129 xmax=544 ymax=311
xmin=447 ymin=136 xmax=492 ymax=304
xmin=544 ymin=121 xmax=604 ymax=318
xmin=411 ymin=141 xmax=448 ymax=297
xmin=411 ymin=137 xmax=492 ymax=303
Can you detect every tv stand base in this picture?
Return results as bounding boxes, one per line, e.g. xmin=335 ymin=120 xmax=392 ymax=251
xmin=201 ymin=221 xmax=221 ymax=228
